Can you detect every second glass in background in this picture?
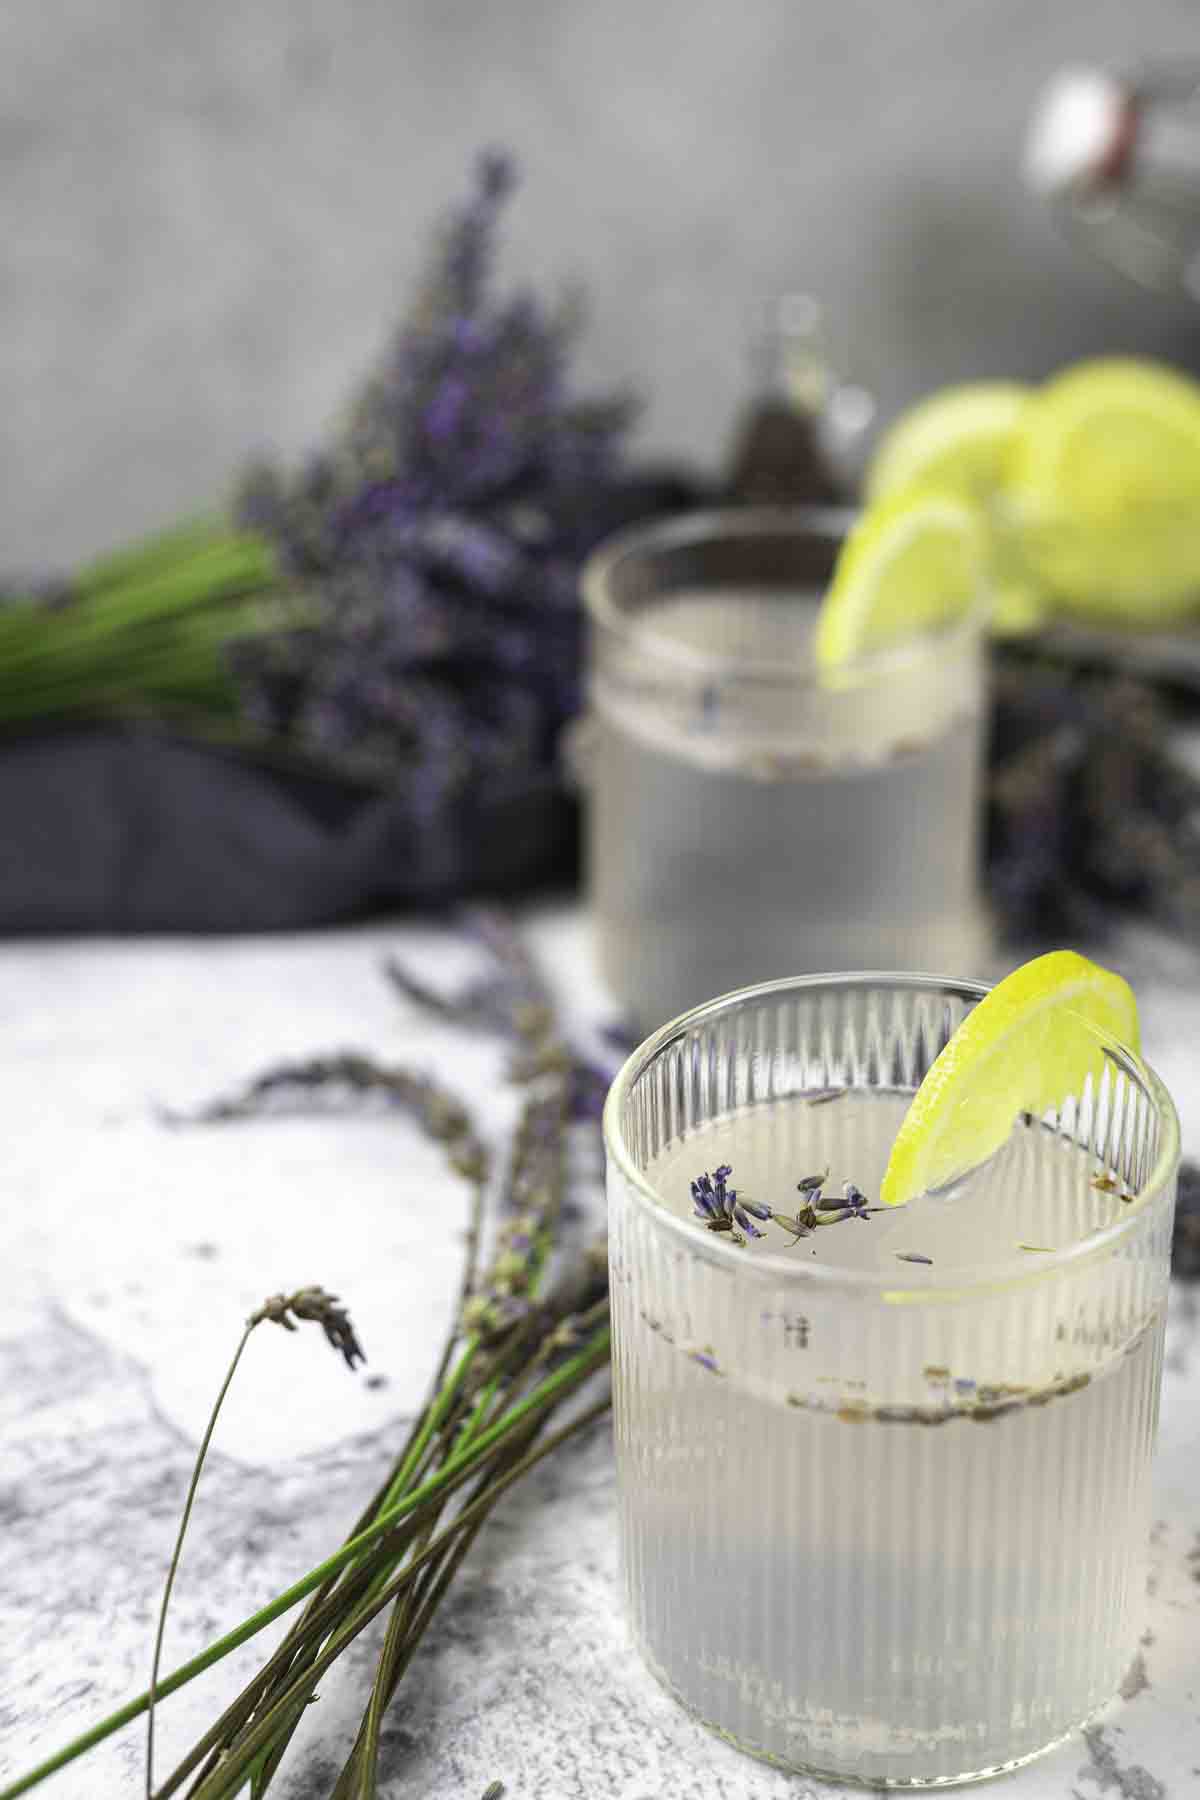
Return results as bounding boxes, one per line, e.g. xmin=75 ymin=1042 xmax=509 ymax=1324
xmin=581 ymin=510 xmax=988 ymax=1033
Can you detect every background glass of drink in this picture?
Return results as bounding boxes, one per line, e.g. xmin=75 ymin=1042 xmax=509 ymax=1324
xmin=581 ymin=510 xmax=988 ymax=1034
xmin=605 ymin=972 xmax=1178 ymax=1787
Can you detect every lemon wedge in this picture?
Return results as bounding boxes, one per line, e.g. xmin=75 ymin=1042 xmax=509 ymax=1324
xmin=880 ymin=951 xmax=1140 ymax=1208
xmin=1007 ymin=356 xmax=1200 ymax=618
xmin=814 ymin=489 xmax=986 ymax=670
xmin=866 ymin=382 xmax=1032 ymax=502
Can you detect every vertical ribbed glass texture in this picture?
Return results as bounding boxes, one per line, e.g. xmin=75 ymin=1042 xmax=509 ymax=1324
xmin=605 ymin=974 xmax=1178 ymax=1787
xmin=581 ymin=510 xmax=988 ymax=1034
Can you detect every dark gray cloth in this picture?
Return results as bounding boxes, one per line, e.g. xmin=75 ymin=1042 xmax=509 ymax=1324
xmin=0 ymin=726 xmax=575 ymax=932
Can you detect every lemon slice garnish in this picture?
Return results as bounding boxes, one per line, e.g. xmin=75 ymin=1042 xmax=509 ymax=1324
xmin=867 ymin=382 xmax=1032 ymax=502
xmin=880 ymin=951 xmax=1140 ymax=1208
xmin=1007 ymin=356 xmax=1200 ymax=619
xmin=814 ymin=489 xmax=986 ymax=670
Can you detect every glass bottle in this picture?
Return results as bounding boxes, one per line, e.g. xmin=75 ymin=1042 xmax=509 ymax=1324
xmin=725 ymin=294 xmax=874 ymax=503
xmin=1026 ymin=63 xmax=1200 ymax=299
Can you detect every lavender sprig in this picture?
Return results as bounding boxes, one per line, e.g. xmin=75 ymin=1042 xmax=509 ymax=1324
xmin=144 ymin=1285 xmax=365 ymax=1798
xmin=695 ymin=1166 xmax=882 ymax=1249
xmin=231 ymin=151 xmax=636 ymax=795
xmin=384 ymin=903 xmax=556 ymax=1058
xmin=2 ymin=914 xmax=610 ymax=1800
xmin=249 ymin=1287 xmax=366 ymax=1371
xmin=162 ymin=1051 xmax=488 ymax=1183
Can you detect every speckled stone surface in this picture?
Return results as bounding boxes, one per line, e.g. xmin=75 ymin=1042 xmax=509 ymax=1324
xmin=2 ymin=907 xmax=1198 ymax=1799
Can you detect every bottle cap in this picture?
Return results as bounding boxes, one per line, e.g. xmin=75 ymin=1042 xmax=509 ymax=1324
xmin=1024 ymin=67 xmax=1129 ymax=195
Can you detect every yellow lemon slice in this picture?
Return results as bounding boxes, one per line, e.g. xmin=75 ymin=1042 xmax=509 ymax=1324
xmin=814 ymin=489 xmax=986 ymax=670
xmin=880 ymin=951 xmax=1140 ymax=1208
xmin=1007 ymin=356 xmax=1200 ymax=619
xmin=866 ymin=382 xmax=1032 ymax=502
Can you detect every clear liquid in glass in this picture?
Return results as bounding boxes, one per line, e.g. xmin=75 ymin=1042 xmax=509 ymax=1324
xmin=589 ymin=590 xmax=985 ymax=1032
xmin=612 ymin=1088 xmax=1168 ymax=1785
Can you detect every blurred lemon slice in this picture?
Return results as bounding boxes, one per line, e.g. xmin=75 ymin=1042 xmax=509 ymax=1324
xmin=814 ymin=489 xmax=986 ymax=670
xmin=866 ymin=383 xmax=1044 ymax=634
xmin=880 ymin=951 xmax=1140 ymax=1208
xmin=1007 ymin=357 xmax=1200 ymax=618
xmin=866 ymin=381 xmax=1032 ymax=502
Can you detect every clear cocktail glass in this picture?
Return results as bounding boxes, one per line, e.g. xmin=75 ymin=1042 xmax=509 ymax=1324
xmin=604 ymin=971 xmax=1178 ymax=1786
xmin=581 ymin=510 xmax=988 ymax=1034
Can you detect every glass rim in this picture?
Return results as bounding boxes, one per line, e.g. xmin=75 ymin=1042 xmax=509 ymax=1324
xmin=602 ymin=968 xmax=1181 ymax=1298
xmin=580 ymin=505 xmax=989 ymax=689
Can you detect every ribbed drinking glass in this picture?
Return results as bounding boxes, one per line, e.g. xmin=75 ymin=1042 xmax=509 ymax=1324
xmin=605 ymin=971 xmax=1178 ymax=1786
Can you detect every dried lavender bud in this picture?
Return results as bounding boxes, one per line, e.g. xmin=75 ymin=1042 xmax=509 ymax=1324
xmin=693 ymin=1163 xmax=879 ymax=1251
xmin=772 ymin=1212 xmax=813 ymax=1244
xmin=796 ymin=1168 xmax=830 ymax=1193
xmin=249 ymin=1287 xmax=366 ymax=1370
xmin=896 ymin=1253 xmax=934 ymax=1266
xmin=690 ymin=1165 xmax=770 ymax=1243
xmin=814 ymin=1182 xmax=879 ymax=1224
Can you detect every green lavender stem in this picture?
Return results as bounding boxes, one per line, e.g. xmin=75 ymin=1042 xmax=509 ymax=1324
xmin=145 ymin=1324 xmax=256 ymax=1800
xmin=186 ymin=1394 xmax=611 ymax=1800
xmin=0 ymin=610 xmax=272 ymax=722
xmin=228 ymin=1352 xmax=487 ymax=1798
xmin=201 ymin=1304 xmax=594 ymax=1800
xmin=229 ymin=1186 xmax=491 ymax=1796
xmin=75 ymin=516 xmax=241 ymax=599
xmin=0 ymin=536 xmax=274 ymax=660
xmin=172 ymin=1361 xmax=604 ymax=1800
xmin=0 ymin=1327 xmax=610 ymax=1800
xmin=0 ymin=519 xmax=283 ymax=730
xmin=149 ymin=1525 xmax=406 ymax=1800
xmin=147 ymin=1106 xmax=491 ymax=1800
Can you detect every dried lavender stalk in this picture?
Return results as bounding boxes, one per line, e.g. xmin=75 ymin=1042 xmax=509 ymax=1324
xmin=165 ymin=912 xmax=607 ymax=1797
xmin=145 ymin=1290 xmax=366 ymax=1799
xmin=162 ymin=1051 xmax=488 ymax=1183
xmin=384 ymin=903 xmax=557 ymax=1064
xmin=2 ymin=913 xmax=611 ymax=1800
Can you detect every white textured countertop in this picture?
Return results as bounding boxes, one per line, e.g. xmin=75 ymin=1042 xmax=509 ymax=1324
xmin=2 ymin=907 xmax=1198 ymax=1799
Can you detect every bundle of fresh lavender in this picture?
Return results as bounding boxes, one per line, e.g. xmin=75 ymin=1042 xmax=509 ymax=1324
xmin=1 ymin=912 xmax=615 ymax=1800
xmin=0 ymin=519 xmax=279 ymax=727
xmin=0 ymin=152 xmax=645 ymax=802
xmin=232 ymin=151 xmax=636 ymax=798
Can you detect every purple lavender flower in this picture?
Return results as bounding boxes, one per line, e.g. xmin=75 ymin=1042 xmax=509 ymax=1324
xmin=229 ymin=149 xmax=636 ymax=798
xmin=690 ymin=1164 xmax=771 ymax=1243
xmin=815 ymin=1181 xmax=880 ymax=1224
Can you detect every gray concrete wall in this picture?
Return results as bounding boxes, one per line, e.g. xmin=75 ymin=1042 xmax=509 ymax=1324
xmin=3 ymin=1 xmax=1199 ymax=569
